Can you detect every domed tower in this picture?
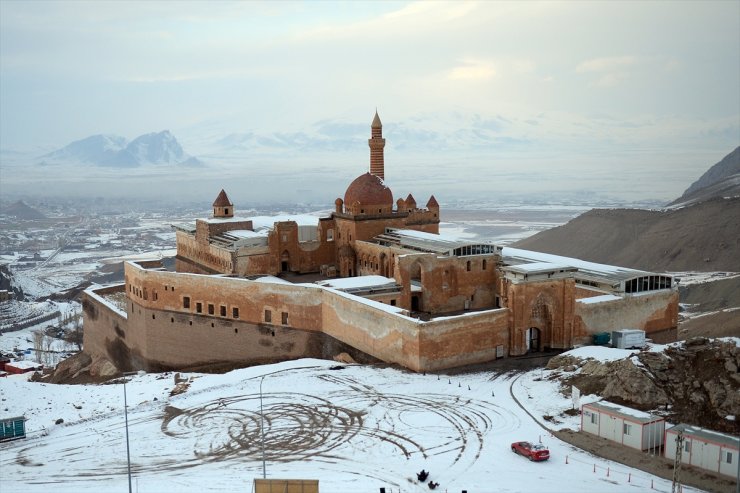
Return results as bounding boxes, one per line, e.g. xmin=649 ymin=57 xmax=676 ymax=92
xmin=369 ymin=110 xmax=386 ymax=180
xmin=343 ymin=173 xmax=394 ymax=215
xmin=212 ymin=189 xmax=233 ymax=218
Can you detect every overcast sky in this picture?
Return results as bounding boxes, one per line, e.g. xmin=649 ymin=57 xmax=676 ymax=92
xmin=1 ymin=1 xmax=738 ymax=203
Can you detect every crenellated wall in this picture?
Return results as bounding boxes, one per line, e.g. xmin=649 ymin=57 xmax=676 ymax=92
xmin=83 ymin=260 xmax=678 ymax=373
xmin=84 ymin=262 xmax=520 ymax=372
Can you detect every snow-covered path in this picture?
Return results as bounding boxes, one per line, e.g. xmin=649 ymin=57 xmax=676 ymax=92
xmin=0 ymin=360 xmax=693 ymax=492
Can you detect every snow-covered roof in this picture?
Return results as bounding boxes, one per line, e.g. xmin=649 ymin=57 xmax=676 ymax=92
xmin=583 ymin=400 xmax=663 ymax=423
xmin=225 ymin=230 xmax=264 ymax=239
xmin=316 ymin=275 xmax=397 ymax=290
xmin=502 ymin=247 xmax=672 ymax=289
xmin=375 ymin=228 xmax=501 ymax=256
xmin=503 ymin=261 xmax=575 ymax=275
xmin=577 ymin=294 xmax=622 ymax=304
xmin=202 ymin=213 xmax=328 ymax=228
xmin=667 ymin=423 xmax=739 ymax=449
xmin=6 ymin=360 xmax=43 ymax=370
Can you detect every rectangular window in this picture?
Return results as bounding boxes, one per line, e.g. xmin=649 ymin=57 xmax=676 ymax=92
xmin=623 ymin=423 xmax=632 ymax=436
xmin=390 ymin=299 xmax=396 ymax=306
xmin=208 ymin=304 xmax=214 ymax=315
xmin=684 ymin=441 xmax=691 ymax=453
xmin=264 ymin=310 xmax=271 ymax=323
xmin=282 ymin=312 xmax=289 ymax=325
xmin=232 ymin=307 xmax=239 ymax=319
xmin=220 ymin=305 xmax=226 ymax=317
xmin=196 ymin=302 xmax=202 ymax=314
xmin=327 ymin=229 xmax=334 ymax=241
xmin=591 ymin=413 xmax=598 ymax=425
xmin=726 ymin=451 xmax=733 ymax=464
xmin=183 ymin=297 xmax=190 ymax=309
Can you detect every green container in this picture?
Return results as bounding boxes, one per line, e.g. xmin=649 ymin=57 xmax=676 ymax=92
xmin=592 ymin=332 xmax=610 ymax=345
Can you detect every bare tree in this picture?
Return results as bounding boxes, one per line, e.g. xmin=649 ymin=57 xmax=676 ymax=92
xmin=32 ymin=330 xmax=44 ymax=362
xmin=65 ymin=312 xmax=83 ymax=351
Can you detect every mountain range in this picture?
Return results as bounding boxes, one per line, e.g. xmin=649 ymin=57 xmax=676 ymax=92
xmin=39 ymin=131 xmax=202 ymax=168
xmin=513 ymin=147 xmax=740 ymax=272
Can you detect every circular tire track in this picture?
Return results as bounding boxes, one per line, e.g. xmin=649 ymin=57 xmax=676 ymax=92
xmin=157 ymin=373 xmax=519 ymax=475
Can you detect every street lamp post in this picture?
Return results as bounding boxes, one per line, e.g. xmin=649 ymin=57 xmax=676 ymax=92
xmin=122 ymin=370 xmax=144 ymax=493
xmin=259 ymin=375 xmax=266 ymax=479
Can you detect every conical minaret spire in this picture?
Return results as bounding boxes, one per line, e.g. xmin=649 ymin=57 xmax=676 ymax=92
xmin=369 ymin=110 xmax=386 ymax=180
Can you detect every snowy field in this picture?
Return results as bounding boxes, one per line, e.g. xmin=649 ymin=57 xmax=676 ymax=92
xmin=0 ymin=357 xmax=699 ymax=493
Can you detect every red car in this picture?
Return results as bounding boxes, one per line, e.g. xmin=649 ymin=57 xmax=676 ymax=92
xmin=511 ymin=441 xmax=550 ymax=461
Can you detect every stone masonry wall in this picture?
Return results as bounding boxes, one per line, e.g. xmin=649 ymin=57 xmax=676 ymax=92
xmin=574 ymin=290 xmax=679 ymax=344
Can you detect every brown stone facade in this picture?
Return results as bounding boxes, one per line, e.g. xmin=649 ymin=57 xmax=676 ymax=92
xmin=82 ymin=111 xmax=679 ymax=374
xmin=83 ymin=261 xmax=514 ymax=372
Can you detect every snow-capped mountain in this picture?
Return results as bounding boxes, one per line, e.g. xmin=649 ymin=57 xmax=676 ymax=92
xmin=40 ymin=131 xmax=202 ymax=167
xmin=41 ymin=134 xmax=127 ymax=165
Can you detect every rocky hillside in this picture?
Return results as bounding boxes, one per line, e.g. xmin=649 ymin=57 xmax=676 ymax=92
xmin=513 ymin=196 xmax=740 ymax=272
xmin=669 ymin=146 xmax=740 ymax=207
xmin=548 ymin=338 xmax=739 ymax=434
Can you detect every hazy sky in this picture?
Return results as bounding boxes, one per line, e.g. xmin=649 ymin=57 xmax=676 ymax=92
xmin=1 ymin=1 xmax=739 ymax=203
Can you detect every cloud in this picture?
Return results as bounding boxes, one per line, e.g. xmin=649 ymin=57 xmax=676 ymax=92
xmin=575 ymin=56 xmax=637 ymax=73
xmin=575 ymin=56 xmax=638 ymax=88
xmin=448 ymin=59 xmax=495 ymax=81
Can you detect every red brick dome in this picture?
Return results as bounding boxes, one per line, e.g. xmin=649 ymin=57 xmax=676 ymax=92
xmin=344 ymin=172 xmax=393 ymax=207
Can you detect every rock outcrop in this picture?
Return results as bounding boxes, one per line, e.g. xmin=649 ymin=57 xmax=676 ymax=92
xmin=549 ymin=338 xmax=739 ymax=433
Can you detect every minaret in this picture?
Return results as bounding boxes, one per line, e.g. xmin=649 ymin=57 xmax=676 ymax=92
xmin=369 ymin=110 xmax=386 ymax=180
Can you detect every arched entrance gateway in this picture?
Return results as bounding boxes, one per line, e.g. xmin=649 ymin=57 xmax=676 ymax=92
xmin=280 ymin=250 xmax=290 ymax=273
xmin=527 ymin=294 xmax=552 ymax=353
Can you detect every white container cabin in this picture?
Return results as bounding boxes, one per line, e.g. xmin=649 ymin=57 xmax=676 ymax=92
xmin=611 ymin=329 xmax=646 ymax=349
xmin=581 ymin=401 xmax=665 ymax=451
xmin=664 ymin=423 xmax=739 ymax=478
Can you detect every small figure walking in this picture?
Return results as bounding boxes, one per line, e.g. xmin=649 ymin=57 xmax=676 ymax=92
xmin=428 ymin=481 xmax=440 ymax=489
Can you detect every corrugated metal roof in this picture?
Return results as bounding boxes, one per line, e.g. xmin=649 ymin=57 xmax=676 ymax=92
xmin=667 ymin=423 xmax=739 ymax=449
xmin=374 ymin=228 xmax=500 ymax=256
xmin=583 ymin=401 xmax=664 ymax=423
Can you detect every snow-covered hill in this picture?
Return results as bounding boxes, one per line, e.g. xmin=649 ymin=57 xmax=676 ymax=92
xmin=0 ymin=358 xmax=693 ymax=493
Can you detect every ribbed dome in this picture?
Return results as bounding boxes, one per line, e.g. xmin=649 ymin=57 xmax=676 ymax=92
xmin=344 ymin=172 xmax=393 ymax=208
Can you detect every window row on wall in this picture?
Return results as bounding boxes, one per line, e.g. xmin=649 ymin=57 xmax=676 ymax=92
xmin=180 ymin=296 xmax=290 ymax=326
xmin=181 ymin=296 xmax=240 ymax=319
xmin=129 ymin=284 xmax=159 ymax=301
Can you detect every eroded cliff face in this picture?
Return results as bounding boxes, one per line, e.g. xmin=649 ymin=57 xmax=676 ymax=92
xmin=547 ymin=337 xmax=740 ymax=434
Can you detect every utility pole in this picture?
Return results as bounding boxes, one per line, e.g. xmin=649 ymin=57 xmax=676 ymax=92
xmin=122 ymin=371 xmax=144 ymax=493
xmin=123 ymin=376 xmax=133 ymax=493
xmin=672 ymin=431 xmax=684 ymax=493
xmin=259 ymin=375 xmax=266 ymax=479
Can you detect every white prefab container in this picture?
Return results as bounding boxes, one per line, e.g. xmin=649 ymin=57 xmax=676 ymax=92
xmin=664 ymin=424 xmax=739 ymax=478
xmin=611 ymin=329 xmax=646 ymax=349
xmin=581 ymin=401 xmax=665 ymax=451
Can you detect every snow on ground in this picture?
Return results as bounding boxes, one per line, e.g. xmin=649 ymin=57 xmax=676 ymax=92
xmin=0 ymin=358 xmax=698 ymax=493
xmin=670 ymin=271 xmax=740 ymax=286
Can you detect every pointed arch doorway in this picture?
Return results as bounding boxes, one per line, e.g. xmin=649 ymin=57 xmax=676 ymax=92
xmin=280 ymin=250 xmax=290 ymax=273
xmin=526 ymin=327 xmax=541 ymax=352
